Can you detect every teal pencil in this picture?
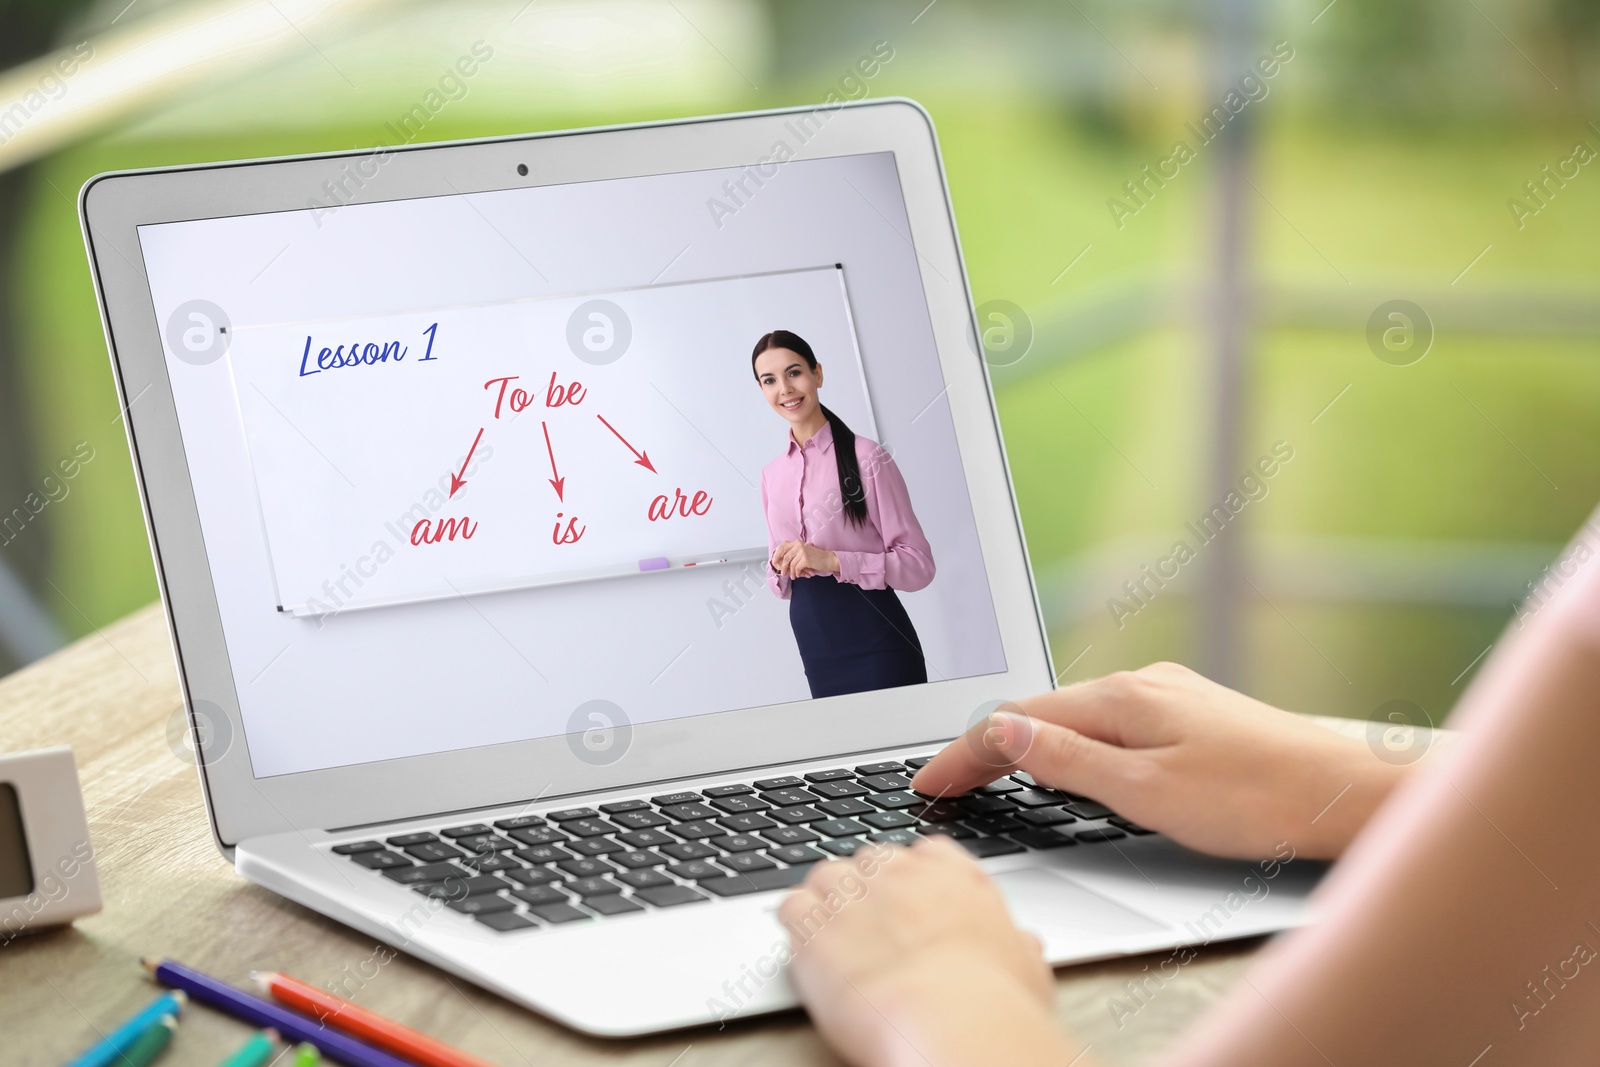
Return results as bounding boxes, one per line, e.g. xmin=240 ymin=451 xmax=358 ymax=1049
xmin=65 ymin=991 xmax=186 ymax=1067
xmin=217 ymin=1028 xmax=279 ymax=1067
xmin=118 ymin=1015 xmax=178 ymax=1067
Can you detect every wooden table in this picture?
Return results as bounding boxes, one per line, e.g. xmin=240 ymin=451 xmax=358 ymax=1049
xmin=3 ymin=603 xmax=1278 ymax=1067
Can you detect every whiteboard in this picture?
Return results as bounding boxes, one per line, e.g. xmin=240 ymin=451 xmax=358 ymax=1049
xmin=229 ymin=265 xmax=877 ymax=616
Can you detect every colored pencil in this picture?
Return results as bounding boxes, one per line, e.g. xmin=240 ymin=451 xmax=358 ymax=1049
xmin=292 ymin=1042 xmax=323 ymax=1066
xmin=216 ymin=1028 xmax=279 ymax=1067
xmin=119 ymin=1015 xmax=178 ymax=1067
xmin=254 ymin=970 xmax=498 ymax=1067
xmin=66 ymin=991 xmax=186 ymax=1067
xmin=140 ymin=958 xmax=414 ymax=1067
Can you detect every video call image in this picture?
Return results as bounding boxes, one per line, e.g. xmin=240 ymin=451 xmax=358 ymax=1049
xmin=139 ymin=151 xmax=1007 ymax=777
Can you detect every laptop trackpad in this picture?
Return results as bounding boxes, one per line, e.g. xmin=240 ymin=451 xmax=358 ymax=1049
xmin=994 ymin=867 xmax=1171 ymax=942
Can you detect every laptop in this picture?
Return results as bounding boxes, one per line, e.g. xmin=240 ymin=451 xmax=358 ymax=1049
xmin=80 ymin=98 xmax=1321 ymax=1037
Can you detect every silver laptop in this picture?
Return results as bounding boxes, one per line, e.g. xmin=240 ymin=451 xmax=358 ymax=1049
xmin=80 ymin=99 xmax=1320 ymax=1037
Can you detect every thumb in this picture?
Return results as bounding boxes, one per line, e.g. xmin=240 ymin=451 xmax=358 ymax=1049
xmin=994 ymin=710 xmax=1135 ymax=806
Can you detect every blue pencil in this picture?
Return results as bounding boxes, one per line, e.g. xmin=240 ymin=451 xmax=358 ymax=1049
xmin=140 ymin=958 xmax=414 ymax=1067
xmin=66 ymin=990 xmax=186 ymax=1067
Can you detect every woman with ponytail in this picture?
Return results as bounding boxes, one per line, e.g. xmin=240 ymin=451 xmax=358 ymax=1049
xmin=752 ymin=329 xmax=935 ymax=698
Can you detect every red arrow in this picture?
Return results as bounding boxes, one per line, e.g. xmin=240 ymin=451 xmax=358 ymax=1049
xmin=596 ymin=414 xmax=656 ymax=473
xmin=449 ymin=427 xmax=484 ymax=497
xmin=541 ymin=421 xmax=565 ymax=501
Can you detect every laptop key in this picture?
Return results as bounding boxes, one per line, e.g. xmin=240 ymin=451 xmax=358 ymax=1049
xmin=611 ymin=849 xmax=669 ymax=869
xmin=528 ymin=903 xmax=591 ymax=923
xmin=958 ymin=795 xmax=1018 ymax=816
xmin=413 ymin=875 xmax=508 ymax=899
xmin=910 ymin=801 xmax=963 ymax=823
xmin=1075 ymin=828 xmax=1128 ymax=843
xmin=1065 ymin=800 xmax=1116 ymax=820
xmin=753 ymin=776 xmax=805 ymax=790
xmin=475 ymin=910 xmax=538 ymax=932
xmin=381 ymin=862 xmax=460 ymax=885
xmin=1017 ymin=808 xmax=1077 ymax=828
xmin=813 ymin=818 xmax=869 ymax=837
xmin=566 ymin=877 xmax=622 ymax=897
xmin=808 ymin=779 xmax=869 ymax=799
xmin=861 ymin=811 xmax=916 ymax=831
xmin=660 ymin=802 xmax=718 ymax=821
xmin=698 ymin=866 xmax=809 ymax=897
xmin=493 ymin=815 xmax=546 ymax=830
xmin=650 ymin=791 xmax=701 ymax=806
xmin=867 ymin=792 xmax=922 ymax=810
xmin=555 ymin=858 xmax=617 ymax=878
xmin=963 ymin=815 xmax=1027 ymax=835
xmin=961 ymin=836 xmax=1027 ymax=859
xmin=711 ymin=833 xmax=765 ymax=853
xmin=448 ymin=895 xmax=516 ymax=916
xmin=801 ymin=768 xmax=853 ymax=782
xmin=917 ymin=824 xmax=976 ymax=839
xmin=387 ymin=832 xmax=438 ymax=847
xmin=668 ymin=820 xmax=724 ymax=840
xmin=701 ymin=783 xmax=754 ymax=798
xmin=504 ymin=866 xmax=561 ymax=887
xmin=758 ymin=788 xmax=816 ymax=807
xmin=616 ymin=868 xmax=674 ymax=889
xmin=818 ymin=838 xmax=868 ymax=857
xmin=979 ymin=779 xmax=1022 ymax=795
xmin=666 ymin=860 xmax=725 ymax=882
xmin=719 ymin=852 xmax=778 ymax=873
xmin=710 ymin=795 xmax=771 ymax=814
xmin=350 ymin=850 xmax=410 ymax=870
xmin=660 ymin=841 xmax=720 ymax=861
xmin=548 ymin=808 xmax=599 ymax=821
xmin=903 ymin=756 xmax=935 ymax=770
xmin=567 ymin=838 xmax=623 ymax=857
xmin=584 ymin=894 xmax=645 ymax=917
xmin=453 ymin=834 xmax=516 ymax=853
xmin=608 ymin=809 xmax=670 ymax=830
xmin=1012 ymin=828 xmax=1076 ymax=850
xmin=716 ymin=813 xmax=777 ymax=833
xmin=761 ymin=826 xmax=819 ymax=845
xmin=768 ymin=845 xmax=825 ymax=865
xmin=855 ymin=762 xmax=904 ymax=776
xmin=770 ymin=805 xmax=826 ymax=825
xmin=859 ymin=773 xmax=912 ymax=791
xmin=404 ymin=842 xmax=466 ymax=863
xmin=562 ymin=819 xmax=615 ymax=838
xmin=508 ymin=826 xmax=568 ymax=847
xmin=598 ymin=799 xmax=648 ymax=814
xmin=1009 ymin=790 xmax=1067 ymax=809
xmin=633 ymin=885 xmax=709 ymax=907
xmin=513 ymin=845 xmax=573 ymax=864
xmin=440 ymin=824 xmax=493 ymax=838
xmin=617 ymin=829 xmax=676 ymax=848
xmin=1110 ymin=817 xmax=1155 ymax=836
xmin=332 ymin=840 xmax=385 ymax=855
xmin=818 ymin=798 xmax=875 ymax=817
xmin=865 ymin=829 xmax=919 ymax=846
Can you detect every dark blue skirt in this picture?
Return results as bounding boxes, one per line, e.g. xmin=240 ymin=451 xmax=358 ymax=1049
xmin=789 ymin=575 xmax=927 ymax=699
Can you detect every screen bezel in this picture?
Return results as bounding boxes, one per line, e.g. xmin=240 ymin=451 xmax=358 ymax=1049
xmin=80 ymin=99 xmax=1055 ymax=850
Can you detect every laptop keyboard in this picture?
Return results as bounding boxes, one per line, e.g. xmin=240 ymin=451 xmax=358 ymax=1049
xmin=329 ymin=758 xmax=1155 ymax=933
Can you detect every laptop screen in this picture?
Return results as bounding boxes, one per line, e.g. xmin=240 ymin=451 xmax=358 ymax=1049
xmin=135 ymin=149 xmax=1007 ymax=778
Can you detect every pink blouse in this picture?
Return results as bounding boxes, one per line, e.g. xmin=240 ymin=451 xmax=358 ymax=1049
xmin=759 ymin=421 xmax=935 ymax=599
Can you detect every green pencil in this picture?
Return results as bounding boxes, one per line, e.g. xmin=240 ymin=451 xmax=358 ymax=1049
xmin=217 ymin=1028 xmax=279 ymax=1067
xmin=120 ymin=1015 xmax=178 ymax=1067
xmin=292 ymin=1041 xmax=322 ymax=1066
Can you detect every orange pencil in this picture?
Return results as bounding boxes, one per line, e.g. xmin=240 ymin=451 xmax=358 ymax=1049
xmin=251 ymin=971 xmax=496 ymax=1067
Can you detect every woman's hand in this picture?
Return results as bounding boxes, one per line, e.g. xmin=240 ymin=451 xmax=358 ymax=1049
xmin=781 ymin=837 xmax=1078 ymax=1067
xmin=911 ymin=662 xmax=1414 ymax=860
xmin=771 ymin=540 xmax=840 ymax=579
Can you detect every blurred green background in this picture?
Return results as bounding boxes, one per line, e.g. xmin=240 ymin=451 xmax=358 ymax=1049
xmin=1 ymin=0 xmax=1597 ymax=731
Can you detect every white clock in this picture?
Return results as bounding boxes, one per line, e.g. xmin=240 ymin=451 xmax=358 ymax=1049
xmin=0 ymin=746 xmax=102 ymax=940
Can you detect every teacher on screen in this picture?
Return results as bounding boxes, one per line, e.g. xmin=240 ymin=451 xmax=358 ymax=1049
xmin=752 ymin=329 xmax=935 ymax=699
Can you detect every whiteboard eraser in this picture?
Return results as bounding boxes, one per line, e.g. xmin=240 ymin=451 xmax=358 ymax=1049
xmin=638 ymin=557 xmax=670 ymax=572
